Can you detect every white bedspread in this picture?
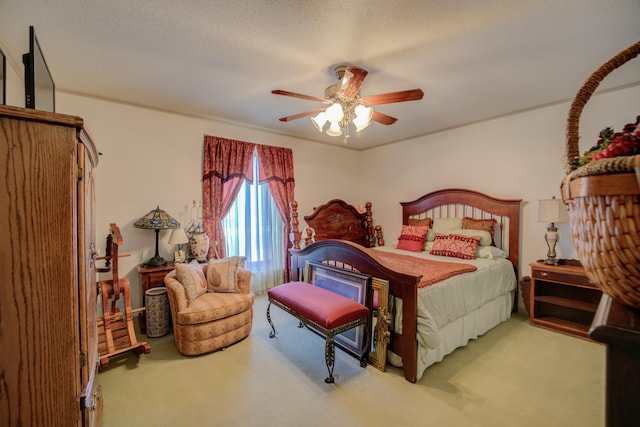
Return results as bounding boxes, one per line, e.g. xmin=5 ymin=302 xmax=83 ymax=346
xmin=371 ymin=246 xmax=516 ymax=379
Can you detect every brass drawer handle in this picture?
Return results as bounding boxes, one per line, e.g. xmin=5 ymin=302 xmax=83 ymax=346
xmin=539 ymin=271 xmax=548 ymax=278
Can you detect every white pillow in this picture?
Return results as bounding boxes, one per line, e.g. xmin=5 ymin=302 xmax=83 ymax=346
xmin=447 ymin=228 xmax=492 ymax=246
xmin=427 ymin=218 xmax=463 ymax=241
xmin=476 ymin=245 xmax=507 ymax=259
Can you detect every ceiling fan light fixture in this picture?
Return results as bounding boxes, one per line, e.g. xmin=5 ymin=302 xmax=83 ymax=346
xmin=325 ymin=102 xmax=344 ymax=123
xmin=311 ymin=112 xmax=327 ymax=132
xmin=273 ymin=64 xmax=424 ymax=142
xmin=326 ymin=121 xmax=342 ymax=136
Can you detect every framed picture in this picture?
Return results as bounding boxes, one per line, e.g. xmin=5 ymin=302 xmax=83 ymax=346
xmin=0 ymin=47 xmax=5 ymax=105
xmin=305 ymin=261 xmax=372 ymax=359
xmin=368 ymin=277 xmax=390 ymax=371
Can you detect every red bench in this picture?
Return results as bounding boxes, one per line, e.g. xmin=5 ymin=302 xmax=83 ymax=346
xmin=267 ymin=281 xmax=370 ymax=383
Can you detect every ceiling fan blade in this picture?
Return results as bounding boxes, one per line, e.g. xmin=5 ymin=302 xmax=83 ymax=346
xmin=272 ymin=89 xmax=331 ymax=104
xmin=339 ymin=66 xmax=368 ymax=99
xmin=361 ymin=89 xmax=424 ymax=106
xmin=278 ymin=109 xmax=325 ymax=122
xmin=371 ymin=111 xmax=398 ymax=125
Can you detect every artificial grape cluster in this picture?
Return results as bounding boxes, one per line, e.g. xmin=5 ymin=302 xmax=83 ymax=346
xmin=576 ymin=115 xmax=640 ymax=167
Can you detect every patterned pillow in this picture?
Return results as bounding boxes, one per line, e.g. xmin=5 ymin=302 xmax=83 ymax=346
xmin=408 ymin=217 xmax=432 ymax=228
xmin=448 ymin=228 xmax=492 ymax=246
xmin=396 ymin=225 xmax=429 ymax=252
xmin=175 ymin=260 xmax=207 ymax=302
xmin=430 ymin=233 xmax=482 ymax=260
xmin=462 ymin=217 xmax=497 ymax=242
xmin=207 ymin=256 xmax=245 ymax=293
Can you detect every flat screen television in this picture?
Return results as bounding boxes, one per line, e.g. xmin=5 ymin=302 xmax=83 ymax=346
xmin=23 ymin=26 xmax=55 ymax=112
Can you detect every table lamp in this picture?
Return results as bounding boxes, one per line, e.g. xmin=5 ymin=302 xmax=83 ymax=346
xmin=537 ymin=197 xmax=570 ymax=265
xmin=168 ymin=228 xmax=189 ymax=263
xmin=134 ymin=206 xmax=180 ymax=266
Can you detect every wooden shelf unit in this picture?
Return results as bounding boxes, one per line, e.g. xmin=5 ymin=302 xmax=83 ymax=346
xmin=529 ymin=260 xmax=601 ymax=339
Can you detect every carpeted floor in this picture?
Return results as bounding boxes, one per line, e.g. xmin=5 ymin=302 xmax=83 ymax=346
xmin=98 ymin=294 xmax=605 ymax=427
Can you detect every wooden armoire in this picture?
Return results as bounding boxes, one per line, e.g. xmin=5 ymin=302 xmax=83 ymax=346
xmin=0 ymin=105 xmax=102 ymax=426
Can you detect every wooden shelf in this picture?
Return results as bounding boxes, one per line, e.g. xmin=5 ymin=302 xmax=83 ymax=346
xmin=534 ymin=295 xmax=598 ymax=313
xmin=529 ymin=261 xmax=602 ymax=340
xmin=534 ymin=316 xmax=590 ymax=336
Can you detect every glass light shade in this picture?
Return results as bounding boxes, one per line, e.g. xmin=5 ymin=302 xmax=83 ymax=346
xmin=134 ymin=206 xmax=180 ymax=229
xmin=326 ymin=121 xmax=342 ymax=136
xmin=354 ymin=104 xmax=373 ymax=120
xmin=311 ymin=112 xmax=327 ymax=132
xmin=353 ymin=105 xmax=373 ymax=132
xmin=168 ymin=228 xmax=189 ymax=245
xmin=538 ymin=198 xmax=570 ymax=223
xmin=325 ymin=102 xmax=344 ymax=123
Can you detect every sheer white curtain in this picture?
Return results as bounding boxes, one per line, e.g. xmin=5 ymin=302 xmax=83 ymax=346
xmin=222 ymin=153 xmax=285 ymax=294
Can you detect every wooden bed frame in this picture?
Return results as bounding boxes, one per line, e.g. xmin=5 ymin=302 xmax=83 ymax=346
xmin=289 ymin=189 xmax=522 ymax=383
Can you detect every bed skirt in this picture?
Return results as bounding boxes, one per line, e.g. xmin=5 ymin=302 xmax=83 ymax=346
xmin=388 ymin=291 xmax=514 ymax=382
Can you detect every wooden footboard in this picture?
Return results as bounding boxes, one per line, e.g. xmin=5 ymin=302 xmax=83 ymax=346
xmin=290 ymin=239 xmax=422 ymax=383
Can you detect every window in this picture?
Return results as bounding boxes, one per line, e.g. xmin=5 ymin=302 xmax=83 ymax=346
xmin=222 ymin=153 xmax=285 ymax=293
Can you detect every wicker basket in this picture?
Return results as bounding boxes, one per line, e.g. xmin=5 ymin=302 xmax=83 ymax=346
xmin=561 ymin=41 xmax=640 ymax=309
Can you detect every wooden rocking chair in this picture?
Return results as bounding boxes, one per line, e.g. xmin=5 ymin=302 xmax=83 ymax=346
xmin=97 ymin=223 xmax=150 ymax=368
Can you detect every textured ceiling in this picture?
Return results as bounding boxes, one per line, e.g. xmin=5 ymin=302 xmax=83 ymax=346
xmin=0 ymin=0 xmax=639 ymax=150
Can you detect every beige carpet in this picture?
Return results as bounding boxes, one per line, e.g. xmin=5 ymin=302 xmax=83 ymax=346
xmin=99 ymin=294 xmax=605 ymax=427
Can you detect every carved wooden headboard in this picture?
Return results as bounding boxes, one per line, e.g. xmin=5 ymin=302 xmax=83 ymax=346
xmin=290 ymin=199 xmax=383 ymax=249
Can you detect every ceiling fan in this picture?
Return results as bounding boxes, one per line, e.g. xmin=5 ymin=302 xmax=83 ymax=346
xmin=272 ymin=65 xmax=424 ymax=142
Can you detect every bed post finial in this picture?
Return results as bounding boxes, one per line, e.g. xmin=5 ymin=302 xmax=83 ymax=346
xmin=305 ymin=228 xmax=314 ymax=246
xmin=290 ymin=201 xmax=301 ymax=249
xmin=375 ymin=225 xmax=385 ymax=246
xmin=365 ymin=202 xmax=374 ymax=247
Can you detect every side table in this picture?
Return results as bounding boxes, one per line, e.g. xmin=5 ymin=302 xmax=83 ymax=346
xmin=529 ymin=260 xmax=601 ymax=339
xmin=137 ymin=262 xmax=175 ymax=334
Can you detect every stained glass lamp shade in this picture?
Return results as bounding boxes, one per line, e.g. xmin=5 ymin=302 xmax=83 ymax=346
xmin=134 ymin=206 xmax=180 ymax=266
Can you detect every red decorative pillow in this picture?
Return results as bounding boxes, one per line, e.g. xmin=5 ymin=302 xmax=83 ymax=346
xmin=396 ymin=225 xmax=429 ymax=252
xmin=430 ymin=233 xmax=482 ymax=259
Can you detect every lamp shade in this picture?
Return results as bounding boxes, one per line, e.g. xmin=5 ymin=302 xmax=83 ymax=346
xmin=325 ymin=102 xmax=344 ymax=123
xmin=134 ymin=206 xmax=180 ymax=266
xmin=311 ymin=112 xmax=327 ymax=132
xmin=326 ymin=121 xmax=342 ymax=136
xmin=168 ymin=228 xmax=189 ymax=245
xmin=134 ymin=206 xmax=180 ymax=229
xmin=538 ymin=198 xmax=570 ymax=223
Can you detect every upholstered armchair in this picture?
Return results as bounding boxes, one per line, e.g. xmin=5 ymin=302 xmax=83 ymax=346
xmin=164 ymin=258 xmax=254 ymax=356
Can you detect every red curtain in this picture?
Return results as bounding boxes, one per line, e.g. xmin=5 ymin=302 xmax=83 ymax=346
xmin=202 ymin=136 xmax=255 ymax=259
xmin=256 ymin=144 xmax=295 ymax=282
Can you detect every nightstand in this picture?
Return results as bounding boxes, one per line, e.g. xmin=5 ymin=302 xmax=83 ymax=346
xmin=137 ymin=262 xmax=175 ymax=334
xmin=529 ymin=260 xmax=602 ymax=339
